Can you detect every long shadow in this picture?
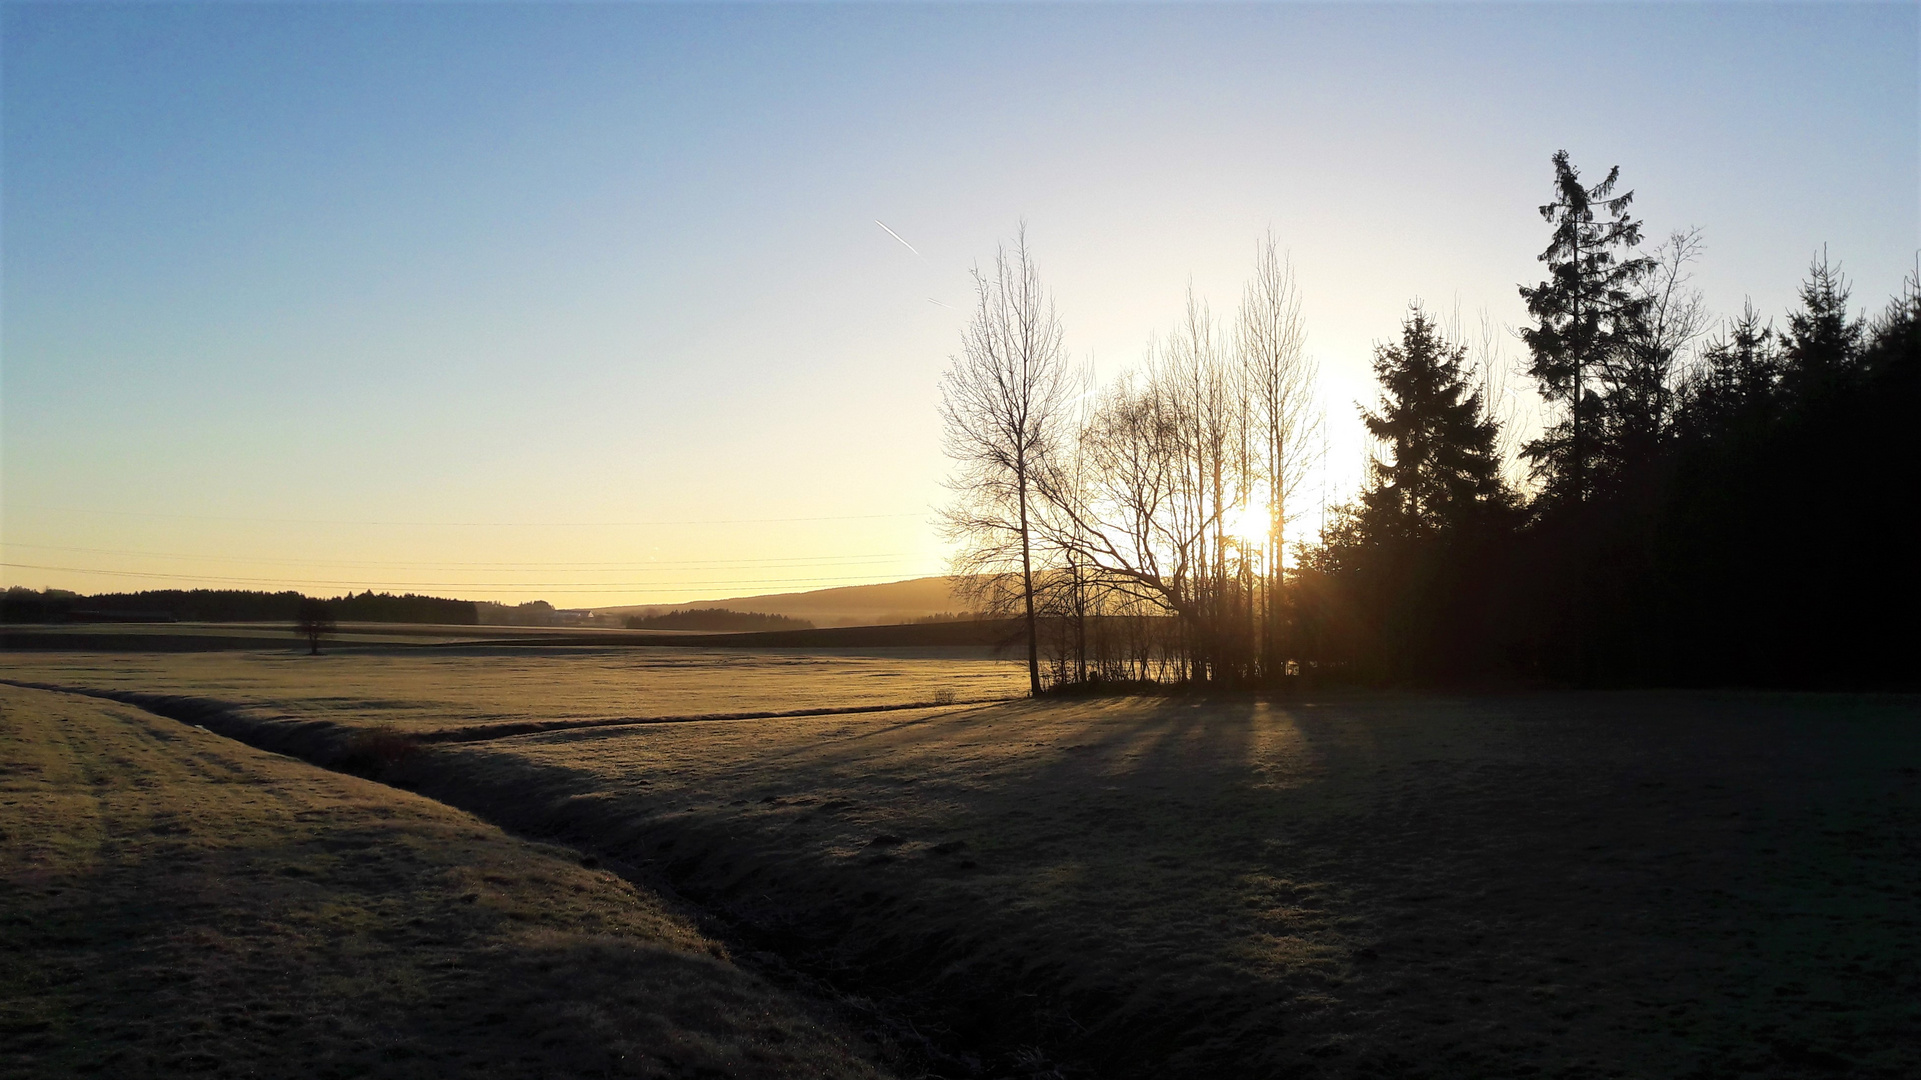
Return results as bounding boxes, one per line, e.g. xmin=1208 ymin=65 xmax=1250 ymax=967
xmin=27 ymin=675 xmax=1921 ymax=1079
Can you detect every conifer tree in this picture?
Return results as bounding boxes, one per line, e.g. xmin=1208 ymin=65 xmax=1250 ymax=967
xmin=1681 ymin=301 xmax=1779 ymax=437
xmin=1779 ymin=248 xmax=1865 ymax=398
xmin=1357 ymin=306 xmax=1507 ymax=536
xmin=1518 ymin=151 xmax=1652 ymax=502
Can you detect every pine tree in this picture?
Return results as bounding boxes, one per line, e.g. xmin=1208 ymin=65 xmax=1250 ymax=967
xmin=1358 ymin=307 xmax=1507 ymax=537
xmin=1518 ymin=151 xmax=1652 ymax=502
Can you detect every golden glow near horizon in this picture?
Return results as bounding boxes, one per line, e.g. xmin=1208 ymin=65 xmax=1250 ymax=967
xmin=0 ymin=506 xmax=951 ymax=607
xmin=5 ymin=6 xmax=1912 ymax=605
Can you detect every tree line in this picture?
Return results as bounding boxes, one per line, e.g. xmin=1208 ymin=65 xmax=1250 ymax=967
xmin=623 ymin=608 xmax=815 ymax=632
xmin=0 ymin=587 xmax=479 ymax=626
xmin=941 ymin=156 xmax=1919 ymax=691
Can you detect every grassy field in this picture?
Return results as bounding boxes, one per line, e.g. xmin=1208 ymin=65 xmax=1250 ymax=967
xmin=6 ymin=649 xmax=1918 ymax=1077
xmin=0 ymin=646 xmax=1025 ymax=732
xmin=0 ymin=683 xmax=895 ymax=1079
xmin=400 ymin=691 xmax=1921 ymax=1079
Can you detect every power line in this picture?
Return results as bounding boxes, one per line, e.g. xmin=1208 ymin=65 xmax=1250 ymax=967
xmin=0 ymin=542 xmax=921 ymax=570
xmin=0 ymin=561 xmax=942 ymax=594
xmin=19 ymin=505 xmax=930 ymax=527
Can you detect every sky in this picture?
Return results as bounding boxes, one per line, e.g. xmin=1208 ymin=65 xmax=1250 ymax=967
xmin=3 ymin=1 xmax=1916 ymax=607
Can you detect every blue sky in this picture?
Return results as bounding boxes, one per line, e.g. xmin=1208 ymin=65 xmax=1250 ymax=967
xmin=4 ymin=2 xmax=1916 ymax=604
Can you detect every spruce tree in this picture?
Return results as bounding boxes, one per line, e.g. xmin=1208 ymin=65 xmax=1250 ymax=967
xmin=1780 ymin=248 xmax=1865 ymax=399
xmin=1358 ymin=306 xmax=1507 ymax=537
xmin=1518 ymin=151 xmax=1652 ymax=502
xmin=1681 ymin=301 xmax=1779 ymax=438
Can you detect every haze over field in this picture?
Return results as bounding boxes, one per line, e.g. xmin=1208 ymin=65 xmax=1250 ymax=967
xmin=4 ymin=3 xmax=1915 ymax=606
xmin=602 ymin=577 xmax=970 ymax=627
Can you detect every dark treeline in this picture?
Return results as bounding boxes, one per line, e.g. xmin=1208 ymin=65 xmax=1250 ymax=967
xmin=623 ymin=608 xmax=815 ymax=632
xmin=1301 ymin=157 xmax=1918 ymax=689
xmin=943 ymin=156 xmax=1918 ymax=691
xmin=1 ymin=587 xmax=479 ymax=626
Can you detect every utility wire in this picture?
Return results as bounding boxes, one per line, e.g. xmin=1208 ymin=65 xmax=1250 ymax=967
xmin=0 ymin=542 xmax=920 ymax=570
xmin=1 ymin=562 xmax=942 ymax=593
xmin=20 ymin=505 xmax=929 ymax=527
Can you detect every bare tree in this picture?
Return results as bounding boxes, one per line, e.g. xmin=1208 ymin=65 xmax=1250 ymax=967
xmin=1038 ymin=371 xmax=1202 ymax=629
xmin=1236 ymin=232 xmax=1318 ymax=677
xmin=1155 ymin=287 xmax=1242 ymax=678
xmin=1021 ymin=243 xmax=1324 ymax=686
xmin=1037 ymin=330 xmax=1245 ymax=684
xmin=945 ymin=230 xmax=1326 ymax=688
xmin=939 ymin=225 xmax=1075 ymax=696
xmin=1444 ymin=300 xmax=1537 ymax=496
xmin=294 ymin=597 xmax=336 ymax=655
xmin=1597 ymin=227 xmax=1708 ymax=480
xmin=1473 ymin=309 xmax=1538 ymax=495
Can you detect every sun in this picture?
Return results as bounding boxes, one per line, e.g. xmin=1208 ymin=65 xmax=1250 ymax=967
xmin=1223 ymin=501 xmax=1270 ymax=550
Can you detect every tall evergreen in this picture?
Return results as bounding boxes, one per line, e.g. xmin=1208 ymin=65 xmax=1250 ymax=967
xmin=1357 ymin=307 xmax=1507 ymax=536
xmin=1518 ymin=151 xmax=1652 ymax=503
xmin=1294 ymin=307 xmax=1513 ymax=679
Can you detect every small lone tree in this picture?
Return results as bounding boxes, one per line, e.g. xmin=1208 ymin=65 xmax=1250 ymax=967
xmin=294 ymin=597 xmax=336 ymax=655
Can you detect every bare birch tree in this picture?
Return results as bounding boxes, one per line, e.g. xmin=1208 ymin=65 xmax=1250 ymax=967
xmin=939 ymin=226 xmax=1075 ymax=696
xmin=1235 ymin=232 xmax=1318 ymax=677
xmin=1037 ymin=308 xmax=1250 ymax=684
xmin=944 ymin=229 xmax=1326 ymax=688
xmin=1036 ymin=370 xmax=1204 ymax=632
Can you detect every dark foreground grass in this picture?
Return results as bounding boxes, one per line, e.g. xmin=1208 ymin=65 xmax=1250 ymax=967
xmin=383 ymin=691 xmax=1921 ymax=1079
xmin=0 ymin=684 xmax=895 ymax=1079
xmin=8 ymin=653 xmax=1920 ymax=1079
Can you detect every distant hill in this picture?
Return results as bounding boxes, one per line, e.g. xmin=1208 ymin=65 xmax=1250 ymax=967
xmin=597 ymin=576 xmax=977 ymax=628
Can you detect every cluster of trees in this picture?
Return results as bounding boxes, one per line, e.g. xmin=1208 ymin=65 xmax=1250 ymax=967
xmin=942 ymin=157 xmax=1918 ymax=691
xmin=0 ymin=587 xmax=479 ymax=625
xmin=477 ymin=599 xmax=564 ymax=626
xmin=941 ymin=227 xmax=1319 ymax=693
xmin=623 ymin=608 xmax=815 ymax=632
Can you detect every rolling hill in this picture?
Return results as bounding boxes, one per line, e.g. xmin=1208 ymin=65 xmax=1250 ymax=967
xmin=596 ymin=576 xmax=975 ymax=628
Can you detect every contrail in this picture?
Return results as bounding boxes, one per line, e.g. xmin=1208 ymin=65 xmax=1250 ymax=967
xmin=875 ymin=219 xmax=922 ymax=259
xmin=926 ymin=297 xmax=951 ymax=309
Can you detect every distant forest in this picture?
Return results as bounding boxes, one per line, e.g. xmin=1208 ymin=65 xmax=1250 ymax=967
xmin=942 ymin=153 xmax=1919 ymax=691
xmin=624 ymin=608 xmax=815 ymax=632
xmin=0 ymin=588 xmax=478 ymax=626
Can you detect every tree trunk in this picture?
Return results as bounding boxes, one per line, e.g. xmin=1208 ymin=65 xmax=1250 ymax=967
xmin=1018 ymin=471 xmax=1042 ymax=697
xmin=1571 ymin=227 xmax=1584 ymax=503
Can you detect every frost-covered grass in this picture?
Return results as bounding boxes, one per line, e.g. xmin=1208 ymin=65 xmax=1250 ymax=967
xmin=0 ymin=684 xmax=894 ymax=1079
xmin=11 ymin=647 xmax=1919 ymax=1077
xmin=0 ymin=646 xmax=1023 ymax=732
xmin=410 ymin=691 xmax=1921 ymax=1078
